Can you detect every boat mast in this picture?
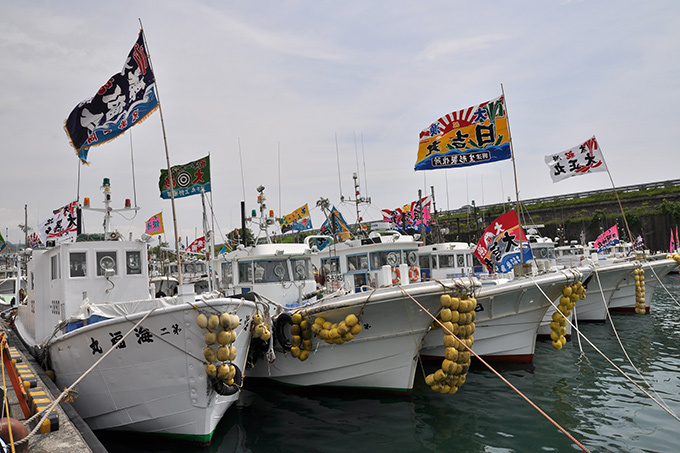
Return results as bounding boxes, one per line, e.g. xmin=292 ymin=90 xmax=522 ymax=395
xmin=342 ymin=172 xmax=370 ymax=236
xmin=82 ymin=178 xmax=137 ymax=238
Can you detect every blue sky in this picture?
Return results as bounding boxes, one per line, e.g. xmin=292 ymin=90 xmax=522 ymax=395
xmin=1 ymin=1 xmax=679 ymax=245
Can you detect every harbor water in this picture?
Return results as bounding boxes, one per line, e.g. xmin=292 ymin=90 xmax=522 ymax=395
xmin=99 ymin=274 xmax=680 ymax=452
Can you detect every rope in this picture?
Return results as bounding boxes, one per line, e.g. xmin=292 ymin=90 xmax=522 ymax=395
xmin=15 ymin=307 xmax=158 ymax=447
xmin=398 ymin=285 xmax=428 ymax=383
xmin=531 ymin=277 xmax=680 ymax=424
xmin=397 ymin=283 xmax=590 ymax=452
xmin=647 ymin=262 xmax=680 ymax=308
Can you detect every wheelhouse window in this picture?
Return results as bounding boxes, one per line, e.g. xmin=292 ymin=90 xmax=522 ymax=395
xmin=51 ymin=254 xmax=60 ymax=280
xmin=321 ymin=257 xmax=340 ymax=274
xmin=238 ymin=261 xmax=253 ymax=283
xmin=253 ymin=260 xmax=290 ymax=283
xmin=406 ymin=250 xmax=418 ymax=267
xmin=419 ymin=254 xmax=431 ymax=269
xmin=221 ymin=262 xmax=233 ymax=287
xmin=0 ymin=279 xmax=15 ymax=293
xmin=184 ymin=261 xmax=206 ymax=274
xmin=291 ymin=258 xmax=313 ymax=281
xmin=96 ymin=251 xmax=117 ymax=276
xmin=70 ymin=252 xmax=87 ymax=277
xmin=347 ymin=254 xmax=369 ymax=272
xmin=126 ymin=251 xmax=142 ymax=275
xmin=441 ymin=254 xmax=456 ymax=269
xmin=369 ymin=251 xmax=400 ymax=270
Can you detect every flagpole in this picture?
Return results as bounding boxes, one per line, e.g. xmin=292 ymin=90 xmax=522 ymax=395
xmin=501 ymin=83 xmax=525 ymax=267
xmin=208 ymin=152 xmax=217 ymax=290
xmin=139 ymin=20 xmax=183 ymax=286
xmin=598 ymin=147 xmax=636 ymax=254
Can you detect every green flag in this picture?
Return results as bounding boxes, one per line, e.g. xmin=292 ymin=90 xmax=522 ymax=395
xmin=159 ymin=155 xmax=211 ymax=199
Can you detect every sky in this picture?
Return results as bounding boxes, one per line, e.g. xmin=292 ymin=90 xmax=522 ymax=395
xmin=1 ymin=1 xmax=679 ymax=247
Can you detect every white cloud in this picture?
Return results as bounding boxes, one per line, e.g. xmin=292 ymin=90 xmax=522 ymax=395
xmin=418 ymin=34 xmax=513 ymax=61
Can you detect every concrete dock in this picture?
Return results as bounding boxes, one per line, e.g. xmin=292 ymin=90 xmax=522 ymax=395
xmin=0 ymin=321 xmax=107 ymax=453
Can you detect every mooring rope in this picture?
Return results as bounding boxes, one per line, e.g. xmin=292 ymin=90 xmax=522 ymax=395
xmin=647 ymin=263 xmax=680 ymax=308
xmin=532 ymin=278 xmax=680 ymax=424
xmin=398 ymin=283 xmax=591 ymax=453
xmin=15 ymin=307 xmax=158 ymax=447
xmin=590 ymin=267 xmax=677 ymax=415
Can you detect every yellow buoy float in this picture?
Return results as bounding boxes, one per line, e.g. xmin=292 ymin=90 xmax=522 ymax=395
xmin=550 ymin=282 xmax=586 ymax=350
xmin=196 ymin=310 xmax=243 ymax=387
xmin=634 ymin=267 xmax=646 ymax=314
xmin=313 ymin=312 xmax=362 ymax=346
xmin=424 ymin=292 xmax=476 ymax=394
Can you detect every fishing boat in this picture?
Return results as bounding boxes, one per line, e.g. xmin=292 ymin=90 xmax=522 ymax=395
xmin=607 ymin=254 xmax=678 ymax=312
xmin=0 ymin=264 xmax=23 ymax=307
xmin=217 ymin=191 xmax=480 ymax=393
xmin=10 ymin=179 xmax=257 ymax=443
xmin=418 ymin=241 xmax=590 ymax=363
xmin=554 ymin=239 xmax=677 ymax=314
xmin=570 ymin=259 xmax=638 ymax=321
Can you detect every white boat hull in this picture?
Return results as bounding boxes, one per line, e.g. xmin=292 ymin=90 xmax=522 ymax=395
xmin=572 ymin=261 xmax=636 ymax=321
xmin=608 ymin=258 xmax=677 ymax=312
xmin=248 ymin=279 xmax=476 ymax=392
xmin=28 ymin=298 xmax=256 ymax=443
xmin=422 ymin=269 xmax=588 ymax=363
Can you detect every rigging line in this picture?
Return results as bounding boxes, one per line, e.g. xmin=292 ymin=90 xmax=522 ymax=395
xmin=595 ymin=266 xmax=676 ymax=415
xmin=76 ymin=157 xmax=81 ymax=203
xmin=531 ymin=275 xmax=680 ymax=424
xmin=353 ymin=131 xmax=360 ymax=182
xmin=648 ymin=262 xmax=680 ymax=308
xmin=335 ymin=133 xmax=343 ymax=199
xmin=397 ymin=282 xmax=590 ymax=453
xmin=361 ymin=133 xmax=368 ymax=197
xmin=204 ymin=189 xmax=230 ymax=250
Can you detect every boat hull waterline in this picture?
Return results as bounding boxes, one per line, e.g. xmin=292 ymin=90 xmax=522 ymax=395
xmin=18 ymin=298 xmax=257 ymax=443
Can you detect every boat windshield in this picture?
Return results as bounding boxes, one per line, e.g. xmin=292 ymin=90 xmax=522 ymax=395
xmin=291 ymin=258 xmax=313 ymax=281
xmin=0 ymin=279 xmax=15 ymax=294
xmin=253 ymin=259 xmax=290 ymax=283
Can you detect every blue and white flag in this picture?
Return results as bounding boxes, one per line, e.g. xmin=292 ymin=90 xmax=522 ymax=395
xmin=64 ymin=30 xmax=158 ymax=163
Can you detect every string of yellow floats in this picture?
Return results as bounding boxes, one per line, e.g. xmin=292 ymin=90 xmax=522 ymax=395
xmin=425 ymin=293 xmax=476 ymax=394
xmin=197 ymin=311 xmax=243 ymax=385
xmin=550 ymin=282 xmax=586 ymax=350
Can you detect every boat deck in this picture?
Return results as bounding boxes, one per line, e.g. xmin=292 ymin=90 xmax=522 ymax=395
xmin=0 ymin=320 xmax=106 ymax=453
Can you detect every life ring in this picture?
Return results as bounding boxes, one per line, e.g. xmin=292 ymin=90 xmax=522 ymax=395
xmin=274 ymin=313 xmax=293 ymax=351
xmin=408 ymin=266 xmax=420 ymax=282
xmin=391 ymin=267 xmax=400 ymax=284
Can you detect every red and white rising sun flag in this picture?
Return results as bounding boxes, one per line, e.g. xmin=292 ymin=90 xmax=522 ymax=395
xmin=544 ymin=136 xmax=607 ymax=183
